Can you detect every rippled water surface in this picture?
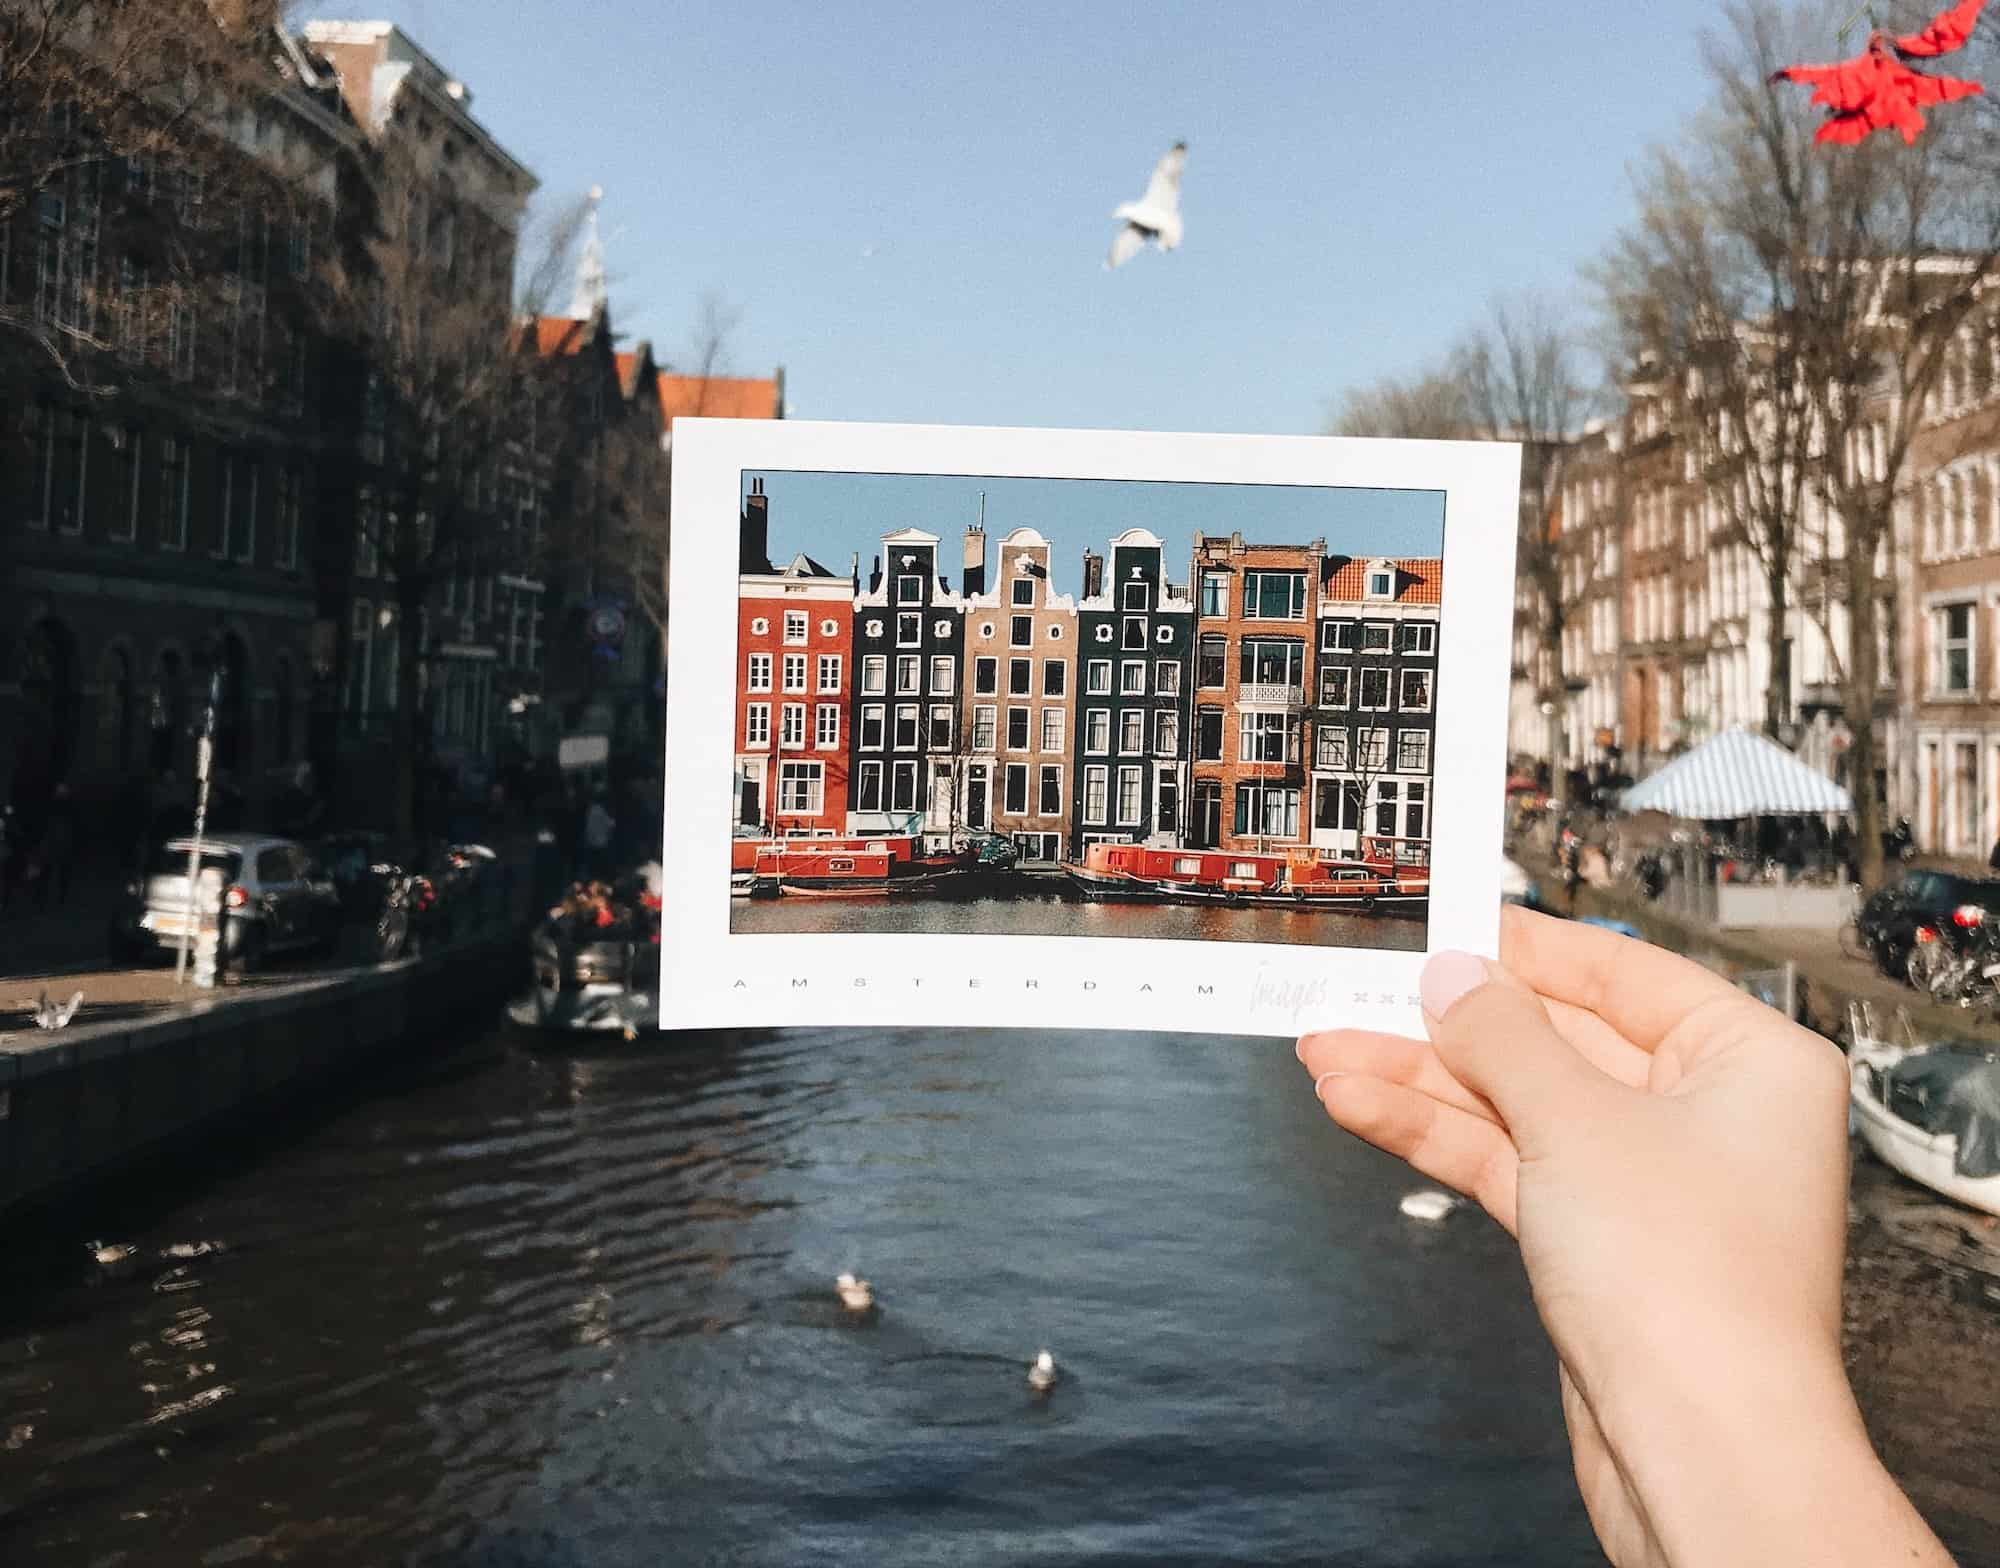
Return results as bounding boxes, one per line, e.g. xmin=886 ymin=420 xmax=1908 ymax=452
xmin=0 ymin=1022 xmax=1602 ymax=1566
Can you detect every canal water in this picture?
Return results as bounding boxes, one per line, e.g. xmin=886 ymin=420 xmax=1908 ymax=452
xmin=0 ymin=1018 xmax=1747 ymax=1565
xmin=732 ymin=883 xmax=1428 ymax=951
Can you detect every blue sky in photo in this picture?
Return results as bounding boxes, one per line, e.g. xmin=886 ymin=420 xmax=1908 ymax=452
xmin=742 ymin=471 xmax=1445 ymax=597
xmin=381 ymin=0 xmax=1736 ymax=434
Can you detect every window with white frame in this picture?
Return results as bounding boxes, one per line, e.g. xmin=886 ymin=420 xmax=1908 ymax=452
xmin=1155 ymin=660 xmax=1181 ymax=696
xmin=896 ymin=653 xmax=922 ymax=692
xmin=1366 ymin=565 xmax=1394 ymax=598
xmin=780 ymin=703 xmax=806 ymax=747
xmin=783 ymin=611 xmax=807 ymax=644
xmin=1004 ymin=763 xmax=1029 ymax=814
xmin=1939 ymin=602 xmax=1975 ymax=693
xmin=1199 ymin=571 xmax=1228 ymax=616
xmin=1400 ymin=669 xmax=1432 ymax=711
xmin=111 ymin=425 xmax=139 ymax=542
xmin=783 ymin=653 xmax=808 ymax=692
xmin=1359 ymin=668 xmax=1391 ymax=710
xmin=816 ymin=704 xmax=840 ymax=749
xmin=896 ymin=572 xmax=923 ymax=604
xmin=894 ymin=705 xmax=919 ymax=749
xmin=748 ymin=653 xmax=772 ymax=692
xmin=974 ymin=656 xmax=997 ymax=694
xmin=860 ymin=706 xmax=885 ymax=749
xmin=1121 ymin=660 xmax=1146 ymax=695
xmin=896 ymin=612 xmax=920 ymax=646
xmin=1084 ymin=766 xmax=1109 ymax=823
xmin=972 ymin=705 xmax=997 ymax=750
xmin=1116 ymin=765 xmax=1143 ymax=824
xmin=1086 ymin=659 xmax=1112 ymax=695
xmin=855 ymin=760 xmax=883 ymax=811
xmin=1154 ymin=709 xmax=1179 ymax=757
xmin=1085 ymin=709 xmax=1110 ymax=753
xmin=1243 ymin=571 xmax=1306 ymax=618
xmin=1123 ymin=579 xmax=1149 ymax=611
xmin=891 ymin=760 xmax=918 ymax=811
xmin=1011 ymin=614 xmax=1033 ymax=647
xmin=1357 ymin=727 xmax=1390 ymax=769
xmin=928 ymin=655 xmax=953 ymax=694
xmin=819 ymin=654 xmax=843 ymax=693
xmin=1009 ymin=657 xmax=1032 ymax=696
xmin=1006 ymin=706 xmax=1030 ymax=750
xmin=1239 ymin=711 xmax=1291 ymax=763
xmin=1321 ymin=620 xmax=1355 ymax=652
xmin=1319 ymin=666 xmax=1351 ymax=707
xmin=1316 ymin=725 xmax=1349 ymax=769
xmin=1012 ymin=577 xmax=1036 ymax=606
xmin=1038 ymin=765 xmax=1062 ymax=816
xmin=929 ymin=705 xmax=954 ymax=751
xmin=1040 ymin=708 xmax=1064 ymax=753
xmin=1396 ymin=729 xmax=1431 ymax=772
xmin=1400 ymin=622 xmax=1436 ymax=655
xmin=861 ymin=654 xmax=886 ymax=695
xmin=159 ymin=436 xmax=188 ymax=550
xmin=1120 ymin=710 xmax=1145 ymax=753
xmin=1043 ymin=659 xmax=1066 ymax=696
xmin=745 ymin=702 xmax=771 ymax=745
xmin=1361 ymin=623 xmax=1392 ymax=651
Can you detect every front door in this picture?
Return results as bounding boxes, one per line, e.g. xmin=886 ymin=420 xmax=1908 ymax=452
xmin=966 ymin=764 xmax=989 ymax=830
xmin=741 ymin=760 xmax=763 ymax=829
xmin=927 ymin=761 xmax=955 ymax=831
xmin=1154 ymin=763 xmax=1178 ymax=841
xmin=1191 ymin=779 xmax=1221 ymax=849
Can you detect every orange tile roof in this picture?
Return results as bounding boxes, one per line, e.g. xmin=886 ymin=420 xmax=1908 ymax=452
xmin=527 ymin=316 xmax=587 ymax=357
xmin=1322 ymin=556 xmax=1443 ymax=606
xmin=656 ymin=372 xmax=781 ymax=432
xmin=614 ymin=349 xmax=644 ymax=399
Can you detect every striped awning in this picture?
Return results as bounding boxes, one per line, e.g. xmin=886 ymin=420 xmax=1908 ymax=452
xmin=1618 ymin=726 xmax=1853 ymax=819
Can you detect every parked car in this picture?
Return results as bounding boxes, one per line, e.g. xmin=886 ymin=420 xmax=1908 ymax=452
xmin=109 ymin=833 xmax=340 ymax=971
xmin=1855 ymin=869 xmax=2000 ymax=985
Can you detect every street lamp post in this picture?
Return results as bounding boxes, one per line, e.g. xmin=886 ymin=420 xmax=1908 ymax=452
xmin=175 ymin=667 xmax=223 ymax=986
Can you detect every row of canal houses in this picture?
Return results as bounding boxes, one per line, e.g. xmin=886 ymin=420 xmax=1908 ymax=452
xmin=732 ymin=484 xmax=1441 ymax=865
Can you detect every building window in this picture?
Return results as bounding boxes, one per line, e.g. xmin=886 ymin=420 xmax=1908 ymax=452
xmin=1404 ymin=781 xmax=1428 ymax=841
xmin=1004 ymin=763 xmax=1029 ymax=815
xmin=784 ymin=611 xmax=808 ymax=644
xmin=816 ymin=704 xmax=840 ymax=749
xmin=1122 ymin=579 xmax=1149 ymax=611
xmin=1375 ymin=780 xmax=1403 ymax=837
xmin=1321 ymin=620 xmax=1355 ymax=652
xmin=1235 ymin=784 xmax=1301 ymax=839
xmin=1239 ymin=711 xmax=1293 ymax=763
xmin=894 ymin=705 xmax=920 ymax=749
xmin=896 ymin=653 xmax=922 ymax=692
xmin=783 ymin=653 xmax=808 ymax=692
xmin=1121 ymin=660 xmax=1146 ymax=695
xmin=1357 ymin=727 xmax=1390 ymax=769
xmin=1155 ymin=661 xmax=1181 ymax=696
xmin=746 ymin=703 xmax=771 ymax=745
xmin=896 ymin=612 xmax=921 ymax=646
xmin=1009 ymin=657 xmax=1032 ymax=695
xmin=779 ymin=761 xmax=824 ymax=815
xmin=856 ymin=761 xmax=883 ymax=812
xmin=275 ymin=467 xmax=301 ymax=569
xmin=1400 ymin=669 xmax=1432 ymax=711
xmin=1316 ymin=725 xmax=1349 ymax=769
xmin=1196 ymin=706 xmax=1224 ymax=761
xmin=1116 ymin=766 xmax=1143 ymax=825
xmin=1042 ymin=659 xmax=1066 ymax=697
xmin=1199 ymin=571 xmax=1229 ymax=616
xmin=860 ymin=706 xmax=885 ymax=749
xmin=1397 ymin=730 xmax=1430 ymax=772
xmin=1122 ymin=616 xmax=1146 ymax=650
xmin=928 ymin=655 xmax=953 ymax=694
xmin=1240 ymin=639 xmax=1303 ymax=689
xmin=1359 ymin=668 xmax=1391 ymax=710
xmin=1120 ymin=710 xmax=1145 ymax=753
xmin=1086 ymin=659 xmax=1112 ymax=695
xmin=862 ymin=654 xmax=887 ymax=695
xmin=1040 ymin=708 xmax=1064 ymax=753
xmin=1012 ymin=577 xmax=1035 ymax=606
xmin=974 ymin=657 xmax=998 ymax=695
xmin=780 ymin=703 xmax=806 ymax=747
xmin=1006 ymin=706 xmax=1031 ymax=750
xmin=1011 ymin=614 xmax=1033 ymax=647
xmin=1320 ymin=667 xmax=1351 ymax=707
xmin=159 ymin=435 xmax=188 ymax=549
xmin=896 ymin=572 xmax=924 ymax=604
xmin=1367 ymin=566 xmax=1394 ymax=598
xmin=1401 ymin=622 xmax=1437 ymax=655
xmin=891 ymin=761 xmax=918 ymax=811
xmin=1154 ymin=709 xmax=1180 ymax=757
xmin=972 ymin=705 xmax=997 ymax=750
xmin=1084 ymin=766 xmax=1109 ymax=824
xmin=1362 ymin=623 xmax=1393 ymax=651
xmin=111 ymin=425 xmax=140 ymax=543
xmin=1197 ymin=635 xmax=1227 ymax=688
xmin=748 ymin=653 xmax=772 ymax=692
xmin=1085 ymin=709 xmax=1111 ymax=754
xmin=819 ymin=654 xmax=844 ymax=693
xmin=1940 ymin=602 xmax=1974 ymax=693
xmin=1243 ymin=570 xmax=1306 ymax=619
xmin=929 ymin=705 xmax=954 ymax=752
xmin=1039 ymin=765 xmax=1062 ymax=817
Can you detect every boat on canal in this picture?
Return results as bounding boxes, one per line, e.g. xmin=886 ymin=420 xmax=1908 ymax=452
xmin=1061 ymin=842 xmax=1428 ymax=915
xmin=1847 ymin=1002 xmax=2000 ymax=1219
xmin=731 ymin=831 xmax=1019 ymax=900
xmin=510 ymin=866 xmax=663 ymax=1036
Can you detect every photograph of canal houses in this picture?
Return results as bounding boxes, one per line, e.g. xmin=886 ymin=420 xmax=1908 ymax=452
xmin=729 ymin=471 xmax=1445 ymax=950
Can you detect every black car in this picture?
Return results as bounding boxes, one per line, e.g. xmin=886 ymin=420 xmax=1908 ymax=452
xmin=1856 ymin=869 xmax=2000 ymax=984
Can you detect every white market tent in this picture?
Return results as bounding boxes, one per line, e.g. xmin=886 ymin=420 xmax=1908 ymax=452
xmin=1618 ymin=725 xmax=1853 ymax=819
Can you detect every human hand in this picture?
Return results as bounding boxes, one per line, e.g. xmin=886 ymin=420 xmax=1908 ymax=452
xmin=1296 ymin=906 xmax=1953 ymax=1568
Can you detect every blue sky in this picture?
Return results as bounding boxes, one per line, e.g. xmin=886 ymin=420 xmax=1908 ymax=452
xmin=743 ymin=472 xmax=1445 ymax=598
xmin=377 ymin=0 xmax=1745 ymax=432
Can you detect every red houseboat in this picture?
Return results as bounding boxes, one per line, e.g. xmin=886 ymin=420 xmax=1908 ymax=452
xmin=731 ymin=833 xmax=1017 ymax=899
xmin=1062 ymin=843 xmax=1427 ymax=915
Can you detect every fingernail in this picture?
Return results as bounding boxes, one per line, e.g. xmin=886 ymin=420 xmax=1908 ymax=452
xmin=1420 ymin=951 xmax=1488 ymax=1019
xmin=1313 ymin=1070 xmax=1345 ymax=1103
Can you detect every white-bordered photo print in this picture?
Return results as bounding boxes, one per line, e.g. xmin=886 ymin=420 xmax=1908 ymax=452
xmin=662 ymin=421 xmax=1519 ymax=1038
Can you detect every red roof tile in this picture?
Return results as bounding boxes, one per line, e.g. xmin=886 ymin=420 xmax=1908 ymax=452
xmin=1321 ymin=556 xmax=1443 ymax=606
xmin=527 ymin=316 xmax=587 ymax=357
xmin=657 ymin=373 xmax=781 ymax=432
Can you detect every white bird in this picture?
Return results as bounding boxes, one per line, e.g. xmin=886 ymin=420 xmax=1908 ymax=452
xmin=24 ymin=990 xmax=84 ymax=1030
xmin=1399 ymin=1190 xmax=1463 ymax=1223
xmin=835 ymin=1272 xmax=874 ymax=1311
xmin=1105 ymin=141 xmax=1186 ymax=270
xmin=1027 ymin=1348 xmax=1058 ymax=1392
xmin=88 ymin=1241 xmax=134 ymax=1266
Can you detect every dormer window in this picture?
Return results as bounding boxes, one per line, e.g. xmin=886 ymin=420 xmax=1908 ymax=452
xmin=1365 ymin=565 xmax=1394 ymax=600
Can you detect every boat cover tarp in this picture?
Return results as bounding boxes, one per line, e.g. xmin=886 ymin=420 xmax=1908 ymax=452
xmin=1883 ymin=1050 xmax=2000 ymax=1179
xmin=1619 ymin=726 xmax=1853 ymax=819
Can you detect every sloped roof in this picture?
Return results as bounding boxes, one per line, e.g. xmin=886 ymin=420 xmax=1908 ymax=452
xmin=657 ymin=373 xmax=782 ymax=431
xmin=1322 ymin=556 xmax=1443 ymax=606
xmin=1620 ymin=726 xmax=1852 ymax=818
xmin=614 ymin=349 xmax=651 ymax=399
xmin=525 ymin=315 xmax=587 ymax=357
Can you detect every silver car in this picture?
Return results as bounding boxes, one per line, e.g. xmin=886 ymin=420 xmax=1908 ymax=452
xmin=112 ymin=833 xmax=340 ymax=970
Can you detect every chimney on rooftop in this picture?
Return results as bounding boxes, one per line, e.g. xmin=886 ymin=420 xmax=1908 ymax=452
xmin=740 ymin=478 xmax=771 ymax=574
xmin=869 ymin=554 xmax=882 ymax=594
xmin=1082 ymin=550 xmax=1104 ymax=601
xmin=850 ymin=551 xmax=861 ymax=592
xmin=963 ymin=501 xmax=987 ymax=598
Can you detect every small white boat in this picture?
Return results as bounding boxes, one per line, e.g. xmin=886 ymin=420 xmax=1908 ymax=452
xmin=1847 ymin=1002 xmax=2000 ymax=1220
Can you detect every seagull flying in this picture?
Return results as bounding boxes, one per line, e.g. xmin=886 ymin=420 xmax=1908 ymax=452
xmin=1105 ymin=141 xmax=1185 ymax=270
xmin=23 ymin=989 xmax=84 ymax=1030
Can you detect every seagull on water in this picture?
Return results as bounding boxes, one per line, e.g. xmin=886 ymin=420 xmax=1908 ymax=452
xmin=1399 ymin=1190 xmax=1463 ymax=1223
xmin=1028 ymin=1348 xmax=1058 ymax=1392
xmin=835 ymin=1272 xmax=874 ymax=1311
xmin=1105 ymin=141 xmax=1185 ymax=270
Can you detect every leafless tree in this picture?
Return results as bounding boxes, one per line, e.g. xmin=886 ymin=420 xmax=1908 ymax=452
xmin=0 ymin=0 xmax=305 ymax=383
xmin=1327 ymin=364 xmax=1470 ymax=441
xmin=1622 ymin=0 xmax=2000 ymax=886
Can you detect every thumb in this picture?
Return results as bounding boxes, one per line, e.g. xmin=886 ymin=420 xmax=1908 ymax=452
xmin=1419 ymin=950 xmax=1607 ymax=1148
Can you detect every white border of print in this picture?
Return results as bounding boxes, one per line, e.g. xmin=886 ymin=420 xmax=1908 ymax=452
xmin=660 ymin=419 xmax=1520 ymax=1041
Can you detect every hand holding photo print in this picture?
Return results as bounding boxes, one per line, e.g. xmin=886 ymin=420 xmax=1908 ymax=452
xmin=660 ymin=421 xmax=1519 ymax=1038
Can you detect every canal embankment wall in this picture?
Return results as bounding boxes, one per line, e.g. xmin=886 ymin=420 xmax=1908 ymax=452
xmin=0 ymin=934 xmax=525 ymax=1227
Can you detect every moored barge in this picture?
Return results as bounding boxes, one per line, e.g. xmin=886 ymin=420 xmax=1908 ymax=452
xmin=731 ymin=832 xmax=1018 ymax=899
xmin=1061 ymin=842 xmax=1427 ymax=915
